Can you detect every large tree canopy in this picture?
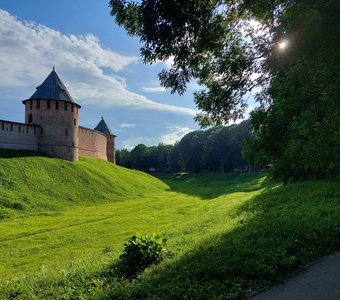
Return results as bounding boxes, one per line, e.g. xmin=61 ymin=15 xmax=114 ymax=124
xmin=243 ymin=0 xmax=340 ymax=179
xmin=110 ymin=0 xmax=290 ymax=125
xmin=110 ymin=0 xmax=340 ymax=179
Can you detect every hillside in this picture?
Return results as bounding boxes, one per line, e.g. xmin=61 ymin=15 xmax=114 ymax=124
xmin=0 ymin=149 xmax=167 ymax=218
xmin=0 ymin=150 xmax=339 ymax=299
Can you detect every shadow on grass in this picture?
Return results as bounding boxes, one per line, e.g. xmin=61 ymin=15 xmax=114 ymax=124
xmin=0 ymin=149 xmax=42 ymax=159
xmin=103 ymin=180 xmax=340 ymax=299
xmin=158 ymin=172 xmax=270 ymax=200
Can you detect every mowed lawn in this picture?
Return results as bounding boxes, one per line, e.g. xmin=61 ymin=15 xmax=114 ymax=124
xmin=0 ymin=150 xmax=339 ymax=299
xmin=0 ymin=172 xmax=265 ymax=279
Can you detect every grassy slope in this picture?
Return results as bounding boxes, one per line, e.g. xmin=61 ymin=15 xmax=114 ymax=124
xmin=0 ymin=149 xmax=167 ymax=218
xmin=0 ymin=150 xmax=339 ymax=299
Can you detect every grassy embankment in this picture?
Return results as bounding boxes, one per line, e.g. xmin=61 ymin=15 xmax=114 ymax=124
xmin=0 ymin=149 xmax=339 ymax=299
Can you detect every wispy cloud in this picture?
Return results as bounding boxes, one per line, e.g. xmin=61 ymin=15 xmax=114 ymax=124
xmin=120 ymin=123 xmax=136 ymax=128
xmin=160 ymin=126 xmax=195 ymax=145
xmin=121 ymin=137 xmax=156 ymax=150
xmin=142 ymin=86 xmax=166 ymax=93
xmin=0 ymin=9 xmax=196 ymax=116
xmin=141 ymin=81 xmax=166 ymax=93
xmin=164 ymin=56 xmax=174 ymax=69
xmin=120 ymin=125 xmax=195 ymax=149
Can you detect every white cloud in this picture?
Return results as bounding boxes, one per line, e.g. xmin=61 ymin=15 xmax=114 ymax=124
xmin=164 ymin=56 xmax=175 ymax=68
xmin=0 ymin=9 xmax=196 ymax=116
xmin=120 ymin=123 xmax=136 ymax=128
xmin=245 ymin=106 xmax=254 ymax=114
xmin=142 ymin=86 xmax=166 ymax=93
xmin=120 ymin=126 xmax=195 ymax=149
xmin=121 ymin=137 xmax=155 ymax=150
xmin=154 ymin=55 xmax=174 ymax=69
xmin=160 ymin=126 xmax=195 ymax=145
xmin=141 ymin=81 xmax=166 ymax=93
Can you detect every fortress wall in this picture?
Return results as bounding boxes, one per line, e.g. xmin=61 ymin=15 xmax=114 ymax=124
xmin=106 ymin=135 xmax=116 ymax=164
xmin=78 ymin=126 xmax=107 ymax=160
xmin=0 ymin=120 xmax=39 ymax=151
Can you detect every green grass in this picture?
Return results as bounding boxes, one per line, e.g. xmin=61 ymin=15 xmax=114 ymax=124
xmin=0 ymin=149 xmax=167 ymax=218
xmin=0 ymin=149 xmax=339 ymax=299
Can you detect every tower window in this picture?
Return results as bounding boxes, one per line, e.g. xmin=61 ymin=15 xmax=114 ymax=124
xmin=56 ymin=101 xmax=59 ymax=110
xmin=65 ymin=129 xmax=68 ymax=135
xmin=1 ymin=122 xmax=4 ymax=130
xmin=41 ymin=128 xmax=43 ymax=134
xmin=72 ymin=142 xmax=74 ymax=147
xmin=74 ymin=118 xmax=76 ymax=125
xmin=10 ymin=123 xmax=13 ymax=131
xmin=28 ymin=114 xmax=33 ymax=123
xmin=71 ymin=105 xmax=74 ymax=112
xmin=37 ymin=100 xmax=40 ymax=109
xmin=47 ymin=100 xmax=50 ymax=109
xmin=18 ymin=124 xmax=21 ymax=132
xmin=64 ymin=102 xmax=68 ymax=111
xmin=30 ymin=101 xmax=33 ymax=109
xmin=51 ymin=147 xmax=54 ymax=152
xmin=26 ymin=125 xmax=29 ymax=133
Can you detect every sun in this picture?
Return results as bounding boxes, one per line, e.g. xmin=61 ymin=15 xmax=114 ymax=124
xmin=278 ymin=40 xmax=288 ymax=50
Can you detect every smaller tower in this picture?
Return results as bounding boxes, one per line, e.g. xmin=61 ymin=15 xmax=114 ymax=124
xmin=94 ymin=118 xmax=116 ymax=164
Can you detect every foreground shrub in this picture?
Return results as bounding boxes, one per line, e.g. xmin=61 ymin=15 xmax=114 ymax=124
xmin=117 ymin=232 xmax=170 ymax=278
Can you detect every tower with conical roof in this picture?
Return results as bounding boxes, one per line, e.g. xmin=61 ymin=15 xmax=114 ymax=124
xmin=94 ymin=117 xmax=116 ymax=164
xmin=22 ymin=68 xmax=81 ymax=161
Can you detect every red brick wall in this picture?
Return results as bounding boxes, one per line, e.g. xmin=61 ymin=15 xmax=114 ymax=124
xmin=0 ymin=120 xmax=39 ymax=151
xmin=78 ymin=126 xmax=107 ymax=160
xmin=106 ymin=135 xmax=116 ymax=164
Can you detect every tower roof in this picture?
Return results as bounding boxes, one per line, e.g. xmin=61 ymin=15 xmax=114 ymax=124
xmin=94 ymin=117 xmax=114 ymax=136
xmin=29 ymin=68 xmax=75 ymax=102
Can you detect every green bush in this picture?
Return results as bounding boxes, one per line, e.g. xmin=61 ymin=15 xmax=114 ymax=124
xmin=118 ymin=232 xmax=170 ymax=278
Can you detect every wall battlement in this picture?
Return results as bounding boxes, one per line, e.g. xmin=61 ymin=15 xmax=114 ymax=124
xmin=0 ymin=120 xmax=40 ymax=151
xmin=79 ymin=126 xmax=106 ymax=137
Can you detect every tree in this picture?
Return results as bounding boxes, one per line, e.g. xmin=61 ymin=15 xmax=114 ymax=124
xmin=155 ymin=143 xmax=173 ymax=172
xmin=109 ymin=0 xmax=285 ymax=125
xmin=176 ymin=131 xmax=206 ymax=172
xmin=243 ymin=0 xmax=340 ymax=179
xmin=130 ymin=144 xmax=149 ymax=170
xmin=116 ymin=122 xmax=250 ymax=173
xmin=204 ymin=127 xmax=228 ymax=172
xmin=117 ymin=143 xmax=174 ymax=172
xmin=147 ymin=143 xmax=173 ymax=172
xmin=116 ymin=149 xmax=131 ymax=168
xmin=168 ymin=142 xmax=181 ymax=173
xmin=110 ymin=0 xmax=340 ymax=179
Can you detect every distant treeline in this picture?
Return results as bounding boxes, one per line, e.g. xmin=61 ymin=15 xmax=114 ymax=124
xmin=116 ymin=121 xmax=254 ymax=173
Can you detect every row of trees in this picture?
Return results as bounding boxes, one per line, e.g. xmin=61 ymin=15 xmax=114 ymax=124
xmin=116 ymin=121 xmax=252 ymax=173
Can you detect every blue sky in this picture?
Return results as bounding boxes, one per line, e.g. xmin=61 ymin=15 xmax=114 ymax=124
xmin=0 ymin=0 xmax=252 ymax=149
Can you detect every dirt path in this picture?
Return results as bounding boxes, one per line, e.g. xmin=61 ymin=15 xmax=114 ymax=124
xmin=249 ymin=251 xmax=340 ymax=300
